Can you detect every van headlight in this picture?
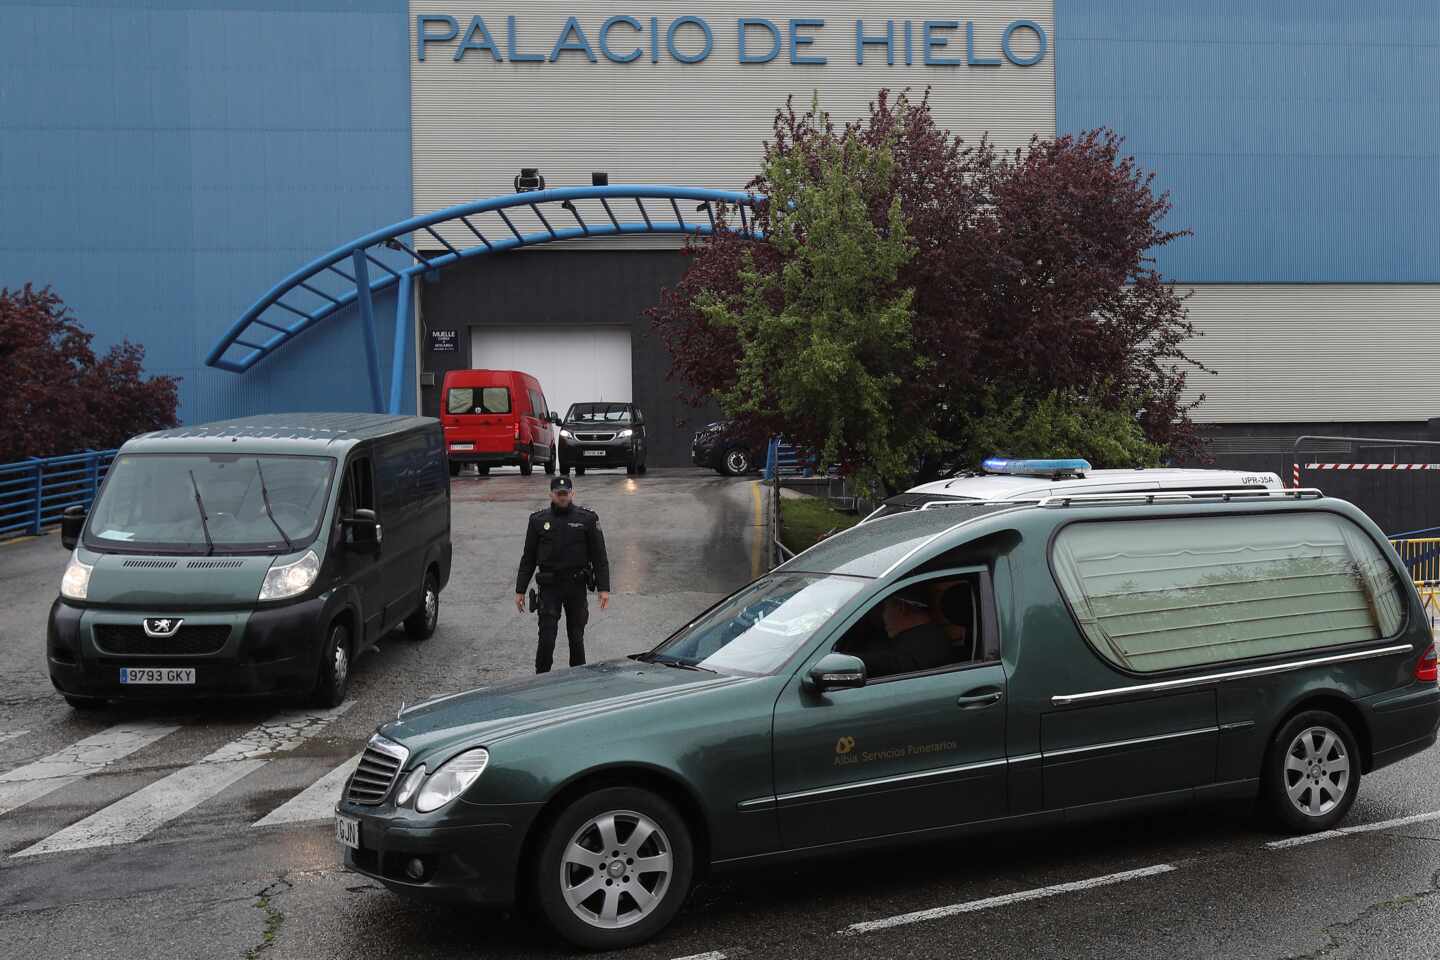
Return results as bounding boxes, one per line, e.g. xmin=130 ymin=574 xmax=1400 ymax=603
xmin=258 ymin=550 xmax=320 ymax=602
xmin=60 ymin=553 xmax=93 ymax=600
xmin=560 ymin=429 xmax=574 ymax=440
xmin=414 ymin=748 xmax=489 ymax=812
xmin=616 ymin=429 xmax=634 ymax=439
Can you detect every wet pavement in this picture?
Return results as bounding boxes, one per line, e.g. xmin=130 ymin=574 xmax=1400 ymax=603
xmin=1 ymin=468 xmax=1438 ymax=960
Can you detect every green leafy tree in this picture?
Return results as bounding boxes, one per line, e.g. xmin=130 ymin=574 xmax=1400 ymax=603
xmin=696 ymin=102 xmax=930 ymax=491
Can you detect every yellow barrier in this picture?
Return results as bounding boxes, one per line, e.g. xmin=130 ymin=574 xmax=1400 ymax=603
xmin=1389 ymin=538 xmax=1440 ymax=624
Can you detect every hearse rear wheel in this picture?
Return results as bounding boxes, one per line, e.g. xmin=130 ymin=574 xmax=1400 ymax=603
xmin=1262 ymin=709 xmax=1360 ymax=833
xmin=533 ymin=786 xmax=694 ymax=951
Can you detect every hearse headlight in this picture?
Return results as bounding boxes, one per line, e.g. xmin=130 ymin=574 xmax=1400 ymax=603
xmin=258 ymin=550 xmax=320 ymax=602
xmin=414 ymin=748 xmax=489 ymax=812
xmin=60 ymin=553 xmax=93 ymax=601
xmin=395 ymin=765 xmax=427 ymax=807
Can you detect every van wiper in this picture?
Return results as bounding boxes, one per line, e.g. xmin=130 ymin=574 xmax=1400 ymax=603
xmin=254 ymin=459 xmax=293 ymax=551
xmin=187 ymin=470 xmax=215 ymax=556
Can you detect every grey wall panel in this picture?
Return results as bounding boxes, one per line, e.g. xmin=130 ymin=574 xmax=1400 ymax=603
xmin=1181 ymin=285 xmax=1440 ymax=424
xmin=410 ymin=1 xmax=1055 ymax=247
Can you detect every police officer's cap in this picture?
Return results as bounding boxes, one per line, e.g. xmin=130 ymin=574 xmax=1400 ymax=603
xmin=550 ymin=477 xmax=574 ymax=492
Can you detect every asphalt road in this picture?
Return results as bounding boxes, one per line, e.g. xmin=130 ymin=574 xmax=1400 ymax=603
xmin=2 ymin=468 xmax=1439 ymax=960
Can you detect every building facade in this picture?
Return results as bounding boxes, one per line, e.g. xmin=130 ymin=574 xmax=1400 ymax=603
xmin=2 ymin=1 xmax=1437 ymax=469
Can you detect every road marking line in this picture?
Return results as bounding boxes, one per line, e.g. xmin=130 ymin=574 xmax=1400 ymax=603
xmin=13 ymin=703 xmax=352 ymax=857
xmin=0 ymin=721 xmax=180 ymax=817
xmin=0 ymin=730 xmax=30 ymax=746
xmin=839 ymin=864 xmax=1179 ymax=935
xmin=670 ymin=953 xmax=727 ymax=960
xmin=253 ymin=753 xmax=362 ymax=827
xmin=1266 ymin=808 xmax=1440 ymax=849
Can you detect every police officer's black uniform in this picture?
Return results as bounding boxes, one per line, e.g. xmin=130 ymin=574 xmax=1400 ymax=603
xmin=515 ymin=479 xmax=611 ymax=673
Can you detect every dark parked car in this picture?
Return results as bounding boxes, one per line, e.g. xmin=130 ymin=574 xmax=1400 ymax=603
xmin=558 ymin=403 xmax=647 ymax=476
xmin=691 ymin=420 xmax=760 ymax=476
xmin=336 ymin=487 xmax=1438 ymax=949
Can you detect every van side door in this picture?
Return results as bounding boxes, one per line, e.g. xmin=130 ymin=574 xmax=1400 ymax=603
xmin=333 ymin=450 xmax=385 ymax=645
xmin=375 ymin=432 xmax=428 ymax=628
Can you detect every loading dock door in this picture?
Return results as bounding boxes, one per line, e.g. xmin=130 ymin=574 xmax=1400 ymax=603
xmin=469 ymin=325 xmax=633 ymax=426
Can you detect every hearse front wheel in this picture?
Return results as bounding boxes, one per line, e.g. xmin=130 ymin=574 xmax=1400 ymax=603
xmin=1263 ymin=709 xmax=1360 ymax=833
xmin=533 ymin=786 xmax=694 ymax=951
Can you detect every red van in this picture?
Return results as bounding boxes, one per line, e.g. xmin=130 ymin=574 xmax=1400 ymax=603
xmin=440 ymin=370 xmax=558 ymax=477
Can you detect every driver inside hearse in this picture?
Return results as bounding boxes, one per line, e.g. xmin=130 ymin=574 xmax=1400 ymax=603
xmin=839 ymin=582 xmax=975 ymax=680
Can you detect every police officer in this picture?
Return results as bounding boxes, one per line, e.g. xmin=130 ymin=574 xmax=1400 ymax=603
xmin=514 ymin=476 xmax=611 ymax=673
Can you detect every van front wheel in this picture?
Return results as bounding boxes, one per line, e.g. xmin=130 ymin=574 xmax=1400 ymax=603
xmin=1262 ymin=710 xmax=1360 ymax=833
xmin=313 ymin=621 xmax=352 ymax=708
xmin=404 ymin=571 xmax=439 ymax=641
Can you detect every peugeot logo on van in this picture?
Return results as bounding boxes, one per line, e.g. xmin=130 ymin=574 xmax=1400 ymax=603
xmin=142 ymin=618 xmax=183 ymax=638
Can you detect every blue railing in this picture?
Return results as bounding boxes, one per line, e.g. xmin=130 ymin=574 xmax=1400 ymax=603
xmin=764 ymin=439 xmax=822 ymax=480
xmin=0 ymin=450 xmax=116 ymax=540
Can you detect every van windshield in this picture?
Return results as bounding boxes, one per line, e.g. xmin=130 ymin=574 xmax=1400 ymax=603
xmin=85 ymin=454 xmax=336 ymax=554
xmin=448 ymin=387 xmax=510 ymax=415
xmin=566 ymin=403 xmax=632 ymax=424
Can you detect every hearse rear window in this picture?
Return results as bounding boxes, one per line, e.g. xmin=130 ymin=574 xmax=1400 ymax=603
xmin=1050 ymin=512 xmax=1406 ymax=673
xmin=447 ymin=387 xmax=510 ymax=415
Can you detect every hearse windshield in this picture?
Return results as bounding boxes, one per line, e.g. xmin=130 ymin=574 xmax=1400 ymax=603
xmin=566 ymin=403 xmax=632 ymax=424
xmin=642 ymin=573 xmax=865 ymax=676
xmin=85 ymin=453 xmax=336 ymax=555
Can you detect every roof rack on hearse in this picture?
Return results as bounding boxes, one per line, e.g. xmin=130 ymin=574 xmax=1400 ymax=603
xmin=1036 ymin=488 xmax=1326 ymax=508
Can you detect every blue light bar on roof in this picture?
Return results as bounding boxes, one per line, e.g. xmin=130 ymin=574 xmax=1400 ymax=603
xmin=982 ymin=456 xmax=1092 ymax=478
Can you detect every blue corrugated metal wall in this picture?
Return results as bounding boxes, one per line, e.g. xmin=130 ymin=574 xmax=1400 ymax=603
xmin=1055 ymin=0 xmax=1440 ymax=283
xmin=0 ymin=0 xmax=413 ymax=425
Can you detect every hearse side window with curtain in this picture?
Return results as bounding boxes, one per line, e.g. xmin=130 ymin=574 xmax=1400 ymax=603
xmin=1050 ymin=512 xmax=1407 ymax=673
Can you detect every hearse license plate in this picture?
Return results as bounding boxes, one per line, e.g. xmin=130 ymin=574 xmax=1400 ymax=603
xmin=335 ymin=814 xmax=360 ymax=849
xmin=119 ymin=667 xmax=195 ymax=685
xmin=583 ymin=450 xmax=607 ymax=457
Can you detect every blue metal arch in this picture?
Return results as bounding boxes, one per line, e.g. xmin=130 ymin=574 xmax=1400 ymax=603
xmin=205 ymin=185 xmax=765 ymax=415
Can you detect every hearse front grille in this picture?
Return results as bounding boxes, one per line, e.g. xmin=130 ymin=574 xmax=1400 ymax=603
xmin=93 ymin=624 xmax=231 ymax=656
xmin=346 ymin=736 xmax=408 ymax=805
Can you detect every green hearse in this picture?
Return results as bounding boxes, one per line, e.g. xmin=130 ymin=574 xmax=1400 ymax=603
xmin=48 ymin=414 xmax=451 ymax=708
xmin=337 ymin=489 xmax=1439 ymax=950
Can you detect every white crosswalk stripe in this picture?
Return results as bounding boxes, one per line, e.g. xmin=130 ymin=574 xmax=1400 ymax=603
xmin=253 ymin=753 xmax=362 ymax=827
xmin=14 ymin=702 xmax=353 ymax=857
xmin=0 ymin=721 xmax=180 ymax=817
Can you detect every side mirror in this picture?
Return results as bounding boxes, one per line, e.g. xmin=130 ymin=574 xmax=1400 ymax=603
xmin=804 ymin=653 xmax=867 ymax=692
xmin=549 ymin=411 xmax=561 ymax=424
xmin=60 ymin=505 xmax=86 ymax=550
xmin=342 ymin=508 xmax=382 ymax=555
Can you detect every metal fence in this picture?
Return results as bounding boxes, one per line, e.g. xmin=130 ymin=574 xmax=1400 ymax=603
xmin=0 ymin=450 xmax=117 ymax=540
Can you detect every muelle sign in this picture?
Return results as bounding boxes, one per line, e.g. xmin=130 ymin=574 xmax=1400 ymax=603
xmin=415 ymin=13 xmax=1048 ymax=67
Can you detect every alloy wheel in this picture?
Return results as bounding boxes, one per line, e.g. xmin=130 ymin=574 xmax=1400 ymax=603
xmin=560 ymin=810 xmax=673 ymax=930
xmin=725 ymin=449 xmax=750 ymax=475
xmin=1283 ymin=725 xmax=1350 ymax=817
xmin=424 ymin=584 xmax=439 ymax=631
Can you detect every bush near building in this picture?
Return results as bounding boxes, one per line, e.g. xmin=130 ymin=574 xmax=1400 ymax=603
xmin=0 ymin=285 xmax=179 ymax=462
xmin=652 ymin=90 xmax=1204 ymax=494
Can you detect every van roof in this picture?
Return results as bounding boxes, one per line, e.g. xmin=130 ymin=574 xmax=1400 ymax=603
xmin=122 ymin=413 xmax=435 ymax=455
xmin=903 ymin=468 xmax=1282 ymax=502
xmin=442 ymin=369 xmax=531 ymax=383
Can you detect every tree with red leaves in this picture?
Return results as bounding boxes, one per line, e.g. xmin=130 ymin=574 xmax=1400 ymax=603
xmin=0 ymin=285 xmax=180 ymax=462
xmin=651 ymin=90 xmax=1205 ymax=490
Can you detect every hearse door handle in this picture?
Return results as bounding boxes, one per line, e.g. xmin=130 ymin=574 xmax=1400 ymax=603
xmin=956 ymin=689 xmax=1003 ymax=709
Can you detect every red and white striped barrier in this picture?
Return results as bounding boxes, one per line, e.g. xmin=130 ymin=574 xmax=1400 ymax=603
xmin=1305 ymin=463 xmax=1440 ymax=471
xmin=1293 ymin=462 xmax=1440 ymax=488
